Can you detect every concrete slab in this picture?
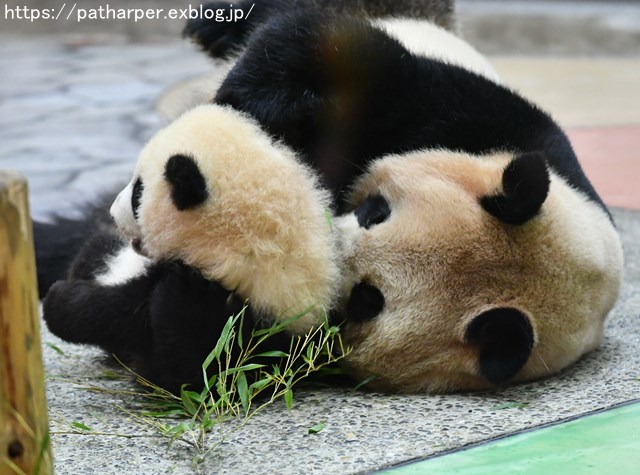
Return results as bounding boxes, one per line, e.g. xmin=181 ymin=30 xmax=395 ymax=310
xmin=41 ymin=207 xmax=640 ymax=474
xmin=491 ymin=57 xmax=640 ymax=128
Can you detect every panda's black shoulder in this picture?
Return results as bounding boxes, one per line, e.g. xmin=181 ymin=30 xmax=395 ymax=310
xmin=215 ymin=9 xmax=410 ymax=140
xmin=216 ymin=8 xmax=607 ymax=213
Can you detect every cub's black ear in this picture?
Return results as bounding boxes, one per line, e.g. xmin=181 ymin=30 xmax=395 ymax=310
xmin=480 ymin=152 xmax=550 ymax=225
xmin=164 ymin=154 xmax=208 ymax=210
xmin=465 ymin=307 xmax=535 ymax=386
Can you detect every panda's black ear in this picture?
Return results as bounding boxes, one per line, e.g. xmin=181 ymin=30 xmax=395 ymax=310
xmin=480 ymin=152 xmax=550 ymax=225
xmin=164 ymin=154 xmax=208 ymax=210
xmin=465 ymin=307 xmax=534 ymax=386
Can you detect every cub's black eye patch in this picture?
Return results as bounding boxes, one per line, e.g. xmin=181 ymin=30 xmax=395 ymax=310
xmin=354 ymin=194 xmax=391 ymax=229
xmin=131 ymin=178 xmax=143 ymax=220
xmin=347 ymin=281 xmax=385 ymax=322
xmin=164 ymin=154 xmax=208 ymax=210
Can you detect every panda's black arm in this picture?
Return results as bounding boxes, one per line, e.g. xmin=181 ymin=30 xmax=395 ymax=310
xmin=43 ymin=261 xmax=241 ymax=356
xmin=183 ymin=0 xmax=286 ymax=59
xmin=132 ymin=262 xmax=244 ymax=393
xmin=42 ymin=271 xmax=160 ymax=353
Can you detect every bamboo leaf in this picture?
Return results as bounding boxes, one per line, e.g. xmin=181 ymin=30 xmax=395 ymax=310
xmin=45 ymin=342 xmax=65 ymax=355
xmin=249 ymin=378 xmax=272 ymax=392
xmin=180 ymin=387 xmax=199 ymax=416
xmin=71 ymin=422 xmax=92 ymax=432
xmin=253 ymin=350 xmax=289 ymax=358
xmin=308 ymin=421 xmax=326 ymax=434
xmin=237 ymin=372 xmax=249 ymax=413
xmin=492 ymin=402 xmax=529 ymax=410
xmin=221 ymin=364 xmax=265 ymax=377
xmin=354 ymin=374 xmax=378 ymax=391
xmin=284 ymin=388 xmax=293 ymax=410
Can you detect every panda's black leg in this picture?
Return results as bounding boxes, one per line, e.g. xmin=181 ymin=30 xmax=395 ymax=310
xmin=42 ymin=272 xmax=159 ymax=354
xmin=183 ymin=0 xmax=285 ymax=59
xmin=133 ymin=262 xmax=242 ymax=393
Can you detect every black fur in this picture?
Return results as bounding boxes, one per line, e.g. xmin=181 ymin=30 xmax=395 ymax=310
xmin=480 ymin=152 xmax=551 ymax=225
xmin=355 ymin=194 xmax=391 ymax=229
xmin=164 ymin=154 xmax=209 ymax=210
xmin=183 ymin=0 xmax=454 ymax=59
xmin=33 ymin=194 xmax=115 ymax=298
xmin=131 ymin=178 xmax=143 ymax=219
xmin=42 ymin=241 xmax=299 ymax=394
xmin=464 ymin=308 xmax=535 ymax=385
xmin=346 ymin=282 xmax=385 ymax=323
xmin=213 ymin=11 xmax=608 ymax=216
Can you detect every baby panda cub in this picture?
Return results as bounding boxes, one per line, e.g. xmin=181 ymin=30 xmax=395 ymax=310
xmin=43 ymin=104 xmax=341 ymax=392
xmin=110 ymin=104 xmax=340 ymax=333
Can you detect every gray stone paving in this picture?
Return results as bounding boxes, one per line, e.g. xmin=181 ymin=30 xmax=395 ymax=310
xmin=0 ymin=37 xmax=212 ymax=220
xmin=2 ymin=33 xmax=639 ymax=474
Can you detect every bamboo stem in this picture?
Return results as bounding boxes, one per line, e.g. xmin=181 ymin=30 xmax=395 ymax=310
xmin=0 ymin=172 xmax=53 ymax=474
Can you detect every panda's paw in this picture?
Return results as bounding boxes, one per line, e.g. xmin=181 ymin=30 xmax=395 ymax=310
xmin=41 ymin=280 xmax=84 ymax=340
xmin=182 ymin=2 xmax=250 ymax=59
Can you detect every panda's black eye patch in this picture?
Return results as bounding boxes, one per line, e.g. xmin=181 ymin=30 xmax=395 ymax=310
xmin=165 ymin=154 xmax=208 ymax=210
xmin=346 ymin=281 xmax=385 ymax=323
xmin=131 ymin=178 xmax=143 ymax=220
xmin=354 ymin=194 xmax=391 ymax=229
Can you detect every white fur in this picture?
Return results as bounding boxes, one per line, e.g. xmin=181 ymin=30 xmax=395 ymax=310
xmin=373 ymin=18 xmax=501 ymax=83
xmin=95 ymin=244 xmax=151 ymax=286
xmin=110 ymin=180 xmax=138 ymax=240
xmin=114 ymin=105 xmax=342 ymax=334
xmin=338 ymin=149 xmax=623 ymax=392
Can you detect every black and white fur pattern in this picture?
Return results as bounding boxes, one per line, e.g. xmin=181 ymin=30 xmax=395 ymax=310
xmin=38 ymin=5 xmax=622 ymax=394
xmin=209 ymin=9 xmax=607 ymax=214
xmin=36 ymin=0 xmax=457 ymax=394
xmin=183 ymin=0 xmax=455 ymax=60
xmin=180 ymin=6 xmax=622 ymax=390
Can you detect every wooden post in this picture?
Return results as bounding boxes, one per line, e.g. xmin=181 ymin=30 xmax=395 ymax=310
xmin=0 ymin=172 xmax=53 ymax=474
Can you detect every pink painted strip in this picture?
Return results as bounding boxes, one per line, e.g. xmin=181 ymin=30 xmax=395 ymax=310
xmin=567 ymin=125 xmax=640 ymax=211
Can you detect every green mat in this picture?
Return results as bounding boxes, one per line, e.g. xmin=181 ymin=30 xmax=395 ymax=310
xmin=383 ymin=400 xmax=640 ymax=474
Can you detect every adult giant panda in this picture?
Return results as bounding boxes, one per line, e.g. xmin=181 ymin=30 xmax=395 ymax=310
xmin=183 ymin=7 xmax=623 ymax=391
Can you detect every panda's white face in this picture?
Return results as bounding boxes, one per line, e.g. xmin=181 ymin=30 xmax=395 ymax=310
xmin=335 ymin=149 xmax=623 ymax=392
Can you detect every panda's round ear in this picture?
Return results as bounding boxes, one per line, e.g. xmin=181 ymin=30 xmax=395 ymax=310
xmin=164 ymin=154 xmax=208 ymax=210
xmin=480 ymin=152 xmax=550 ymax=225
xmin=464 ymin=307 xmax=535 ymax=386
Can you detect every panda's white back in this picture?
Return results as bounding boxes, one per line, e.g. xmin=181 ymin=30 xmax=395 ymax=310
xmin=372 ymin=17 xmax=501 ymax=83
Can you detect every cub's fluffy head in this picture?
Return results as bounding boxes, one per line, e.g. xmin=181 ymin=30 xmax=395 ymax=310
xmin=336 ymin=149 xmax=623 ymax=392
xmin=111 ymin=104 xmax=340 ymax=333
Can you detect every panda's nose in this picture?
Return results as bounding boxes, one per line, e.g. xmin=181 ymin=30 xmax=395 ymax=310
xmin=109 ymin=193 xmax=121 ymax=220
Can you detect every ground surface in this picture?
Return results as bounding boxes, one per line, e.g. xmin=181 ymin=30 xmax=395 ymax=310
xmin=1 ymin=1 xmax=639 ymax=473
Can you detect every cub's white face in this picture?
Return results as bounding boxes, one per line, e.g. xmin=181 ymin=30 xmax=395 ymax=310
xmin=335 ymin=150 xmax=623 ymax=392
